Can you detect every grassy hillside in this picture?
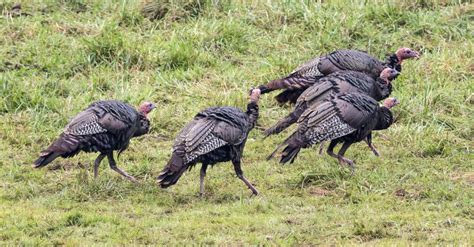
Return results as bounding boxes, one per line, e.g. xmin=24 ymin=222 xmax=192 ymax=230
xmin=0 ymin=0 xmax=472 ymax=245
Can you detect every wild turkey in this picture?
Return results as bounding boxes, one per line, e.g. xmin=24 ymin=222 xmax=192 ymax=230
xmin=158 ymin=89 xmax=261 ymax=195
xmin=33 ymin=100 xmax=156 ymax=182
xmin=258 ymin=47 xmax=419 ymax=104
xmin=264 ymin=68 xmax=399 ymax=137
xmin=268 ymin=93 xmax=399 ymax=174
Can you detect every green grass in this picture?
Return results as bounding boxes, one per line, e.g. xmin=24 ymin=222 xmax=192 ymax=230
xmin=0 ymin=0 xmax=473 ymax=245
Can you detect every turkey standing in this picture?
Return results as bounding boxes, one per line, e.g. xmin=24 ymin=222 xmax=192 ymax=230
xmin=158 ymin=89 xmax=261 ymax=195
xmin=268 ymin=93 xmax=399 ymax=174
xmin=264 ymin=68 xmax=399 ymax=138
xmin=258 ymin=47 xmax=419 ymax=104
xmin=33 ymin=100 xmax=156 ymax=182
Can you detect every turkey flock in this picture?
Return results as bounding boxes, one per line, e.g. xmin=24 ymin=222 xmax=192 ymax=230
xmin=34 ymin=47 xmax=419 ymax=195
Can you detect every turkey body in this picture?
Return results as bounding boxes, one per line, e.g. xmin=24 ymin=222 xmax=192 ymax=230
xmin=158 ymin=91 xmax=260 ymax=195
xmin=259 ymin=49 xmax=401 ymax=104
xmin=269 ymin=93 xmax=396 ymax=173
xmin=264 ymin=70 xmax=393 ymax=137
xmin=33 ymin=100 xmax=153 ymax=182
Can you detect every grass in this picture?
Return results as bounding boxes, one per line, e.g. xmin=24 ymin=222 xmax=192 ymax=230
xmin=0 ymin=0 xmax=473 ymax=245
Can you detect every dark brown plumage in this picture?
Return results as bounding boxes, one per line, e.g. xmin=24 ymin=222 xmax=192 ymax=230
xmin=33 ymin=100 xmax=155 ymax=182
xmin=268 ymin=93 xmax=399 ymax=174
xmin=258 ymin=48 xmax=419 ymax=104
xmin=264 ymin=68 xmax=399 ymax=138
xmin=157 ymin=89 xmax=261 ymax=195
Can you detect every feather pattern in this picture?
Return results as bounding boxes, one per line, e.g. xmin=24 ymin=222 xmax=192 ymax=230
xmin=158 ymin=99 xmax=260 ymax=191
xmin=305 ymin=115 xmax=356 ymax=145
xmin=320 ymin=50 xmax=385 ymax=78
xmin=184 ymin=133 xmax=227 ymax=163
xmin=64 ymin=110 xmax=108 ymax=136
xmin=291 ymin=56 xmax=324 ymax=77
xmin=258 ymin=49 xmax=400 ymax=104
xmin=265 ymin=71 xmax=392 ymax=137
xmin=269 ymin=93 xmax=395 ymax=164
xmin=33 ymin=100 xmax=150 ymax=169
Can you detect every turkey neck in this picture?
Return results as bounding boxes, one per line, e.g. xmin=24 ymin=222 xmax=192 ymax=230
xmin=373 ymin=78 xmax=393 ymax=101
xmin=133 ymin=113 xmax=150 ymax=137
xmin=385 ymin=53 xmax=402 ymax=72
xmin=374 ymin=107 xmax=394 ymax=130
xmin=246 ymin=101 xmax=259 ymax=128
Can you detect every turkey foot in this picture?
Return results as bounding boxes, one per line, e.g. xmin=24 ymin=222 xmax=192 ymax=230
xmin=365 ymin=134 xmax=380 ymax=157
xmin=107 ymin=153 xmax=138 ymax=183
xmin=335 ymin=142 xmax=355 ymax=174
xmin=239 ymin=175 xmax=258 ymax=196
xmin=233 ymin=160 xmax=259 ymax=196
xmin=237 ymin=173 xmax=259 ymax=196
xmin=367 ymin=142 xmax=380 ymax=157
xmin=337 ymin=156 xmax=356 ymax=175
xmin=114 ymin=168 xmax=138 ymax=183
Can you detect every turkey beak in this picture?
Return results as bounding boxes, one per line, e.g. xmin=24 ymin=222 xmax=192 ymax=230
xmin=248 ymin=88 xmax=254 ymax=96
xmin=147 ymin=103 xmax=156 ymax=115
xmin=412 ymin=51 xmax=420 ymax=59
xmin=392 ymin=98 xmax=400 ymax=106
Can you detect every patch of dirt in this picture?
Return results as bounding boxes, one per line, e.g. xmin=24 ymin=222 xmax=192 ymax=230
xmin=54 ymin=25 xmax=93 ymax=36
xmin=309 ymin=187 xmax=333 ymax=196
xmin=394 ymin=187 xmax=427 ymax=200
xmin=0 ymin=61 xmax=48 ymax=73
xmin=451 ymin=172 xmax=474 ymax=186
xmin=394 ymin=188 xmax=408 ymax=197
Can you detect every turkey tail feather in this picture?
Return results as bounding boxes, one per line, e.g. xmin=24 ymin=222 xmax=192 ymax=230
xmin=259 ymin=75 xmax=317 ymax=95
xmin=267 ymin=132 xmax=297 ymax=160
xmin=268 ymin=131 xmax=305 ymax=164
xmin=259 ymin=78 xmax=284 ymax=94
xmin=280 ymin=145 xmax=301 ymax=164
xmin=33 ymin=151 xmax=60 ymax=168
xmin=275 ymin=89 xmax=305 ymax=104
xmin=264 ymin=111 xmax=299 ymax=137
xmin=33 ymin=134 xmax=81 ymax=168
xmin=157 ymin=154 xmax=188 ymax=188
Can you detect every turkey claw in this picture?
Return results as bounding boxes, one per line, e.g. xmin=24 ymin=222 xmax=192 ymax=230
xmin=338 ymin=157 xmax=356 ymax=175
xmin=126 ymin=176 xmax=138 ymax=183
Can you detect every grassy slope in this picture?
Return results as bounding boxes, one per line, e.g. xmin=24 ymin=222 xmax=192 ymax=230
xmin=0 ymin=0 xmax=473 ymax=245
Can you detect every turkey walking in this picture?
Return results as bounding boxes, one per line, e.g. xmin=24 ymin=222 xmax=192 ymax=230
xmin=268 ymin=93 xmax=399 ymax=174
xmin=33 ymin=100 xmax=156 ymax=182
xmin=258 ymin=47 xmax=419 ymax=104
xmin=158 ymin=89 xmax=261 ymax=195
xmin=264 ymin=68 xmax=399 ymax=137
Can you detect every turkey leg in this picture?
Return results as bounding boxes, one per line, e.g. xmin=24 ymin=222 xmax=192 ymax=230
xmin=365 ymin=133 xmax=380 ymax=157
xmin=326 ymin=140 xmax=339 ymax=159
xmin=199 ymin=164 xmax=208 ymax=196
xmin=93 ymin=153 xmax=106 ymax=178
xmin=107 ymin=153 xmax=137 ymax=182
xmin=319 ymin=141 xmax=326 ymax=155
xmin=232 ymin=159 xmax=258 ymax=195
xmin=337 ymin=142 xmax=356 ymax=175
